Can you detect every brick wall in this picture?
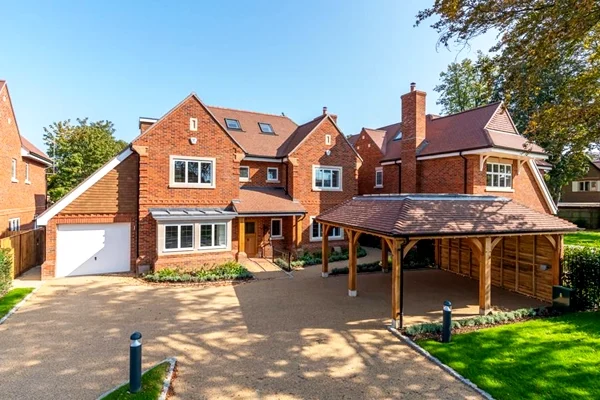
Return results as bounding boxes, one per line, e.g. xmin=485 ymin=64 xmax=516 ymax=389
xmin=239 ymin=161 xmax=287 ymax=190
xmin=418 ymin=156 xmax=466 ymax=194
xmin=354 ymin=131 xmax=389 ymax=194
xmin=0 ymin=85 xmax=47 ymax=237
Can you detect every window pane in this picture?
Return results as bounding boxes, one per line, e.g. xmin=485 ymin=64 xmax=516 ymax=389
xmin=493 ymin=175 xmax=498 ymax=187
xmin=493 ymin=164 xmax=499 ymax=173
xmin=323 ymin=170 xmax=332 ymax=187
xmin=486 ymin=173 xmax=492 ymax=186
xmin=201 ymin=162 xmax=212 ymax=184
xmin=174 ymin=161 xmax=186 ymax=183
xmin=312 ymin=221 xmax=320 ymax=238
xmin=506 ymin=165 xmax=512 ymax=174
xmin=215 ymin=224 xmax=226 ymax=247
xmin=330 ymin=227 xmax=341 ymax=238
xmin=271 ymin=220 xmax=281 ymax=237
xmin=240 ymin=167 xmax=249 ymax=178
xmin=200 ymin=225 xmax=213 ymax=247
xmin=506 ymin=175 xmax=512 ymax=188
xmin=332 ymin=170 xmax=339 ymax=188
xmin=245 ymin=222 xmax=255 ymax=234
xmin=499 ymin=175 xmax=505 ymax=187
xmin=486 ymin=163 xmax=492 ymax=172
xmin=165 ymin=226 xmax=179 ymax=249
xmin=499 ymin=164 xmax=505 ymax=174
xmin=187 ymin=161 xmax=199 ymax=183
xmin=180 ymin=225 xmax=193 ymax=248
xmin=315 ymin=169 xmax=323 ymax=187
xmin=268 ymin=168 xmax=277 ymax=180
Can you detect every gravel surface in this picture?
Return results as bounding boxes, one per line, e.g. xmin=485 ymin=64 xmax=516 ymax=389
xmin=0 ymin=263 xmax=544 ymax=399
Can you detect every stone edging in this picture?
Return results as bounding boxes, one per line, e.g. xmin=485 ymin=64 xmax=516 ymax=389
xmin=0 ymin=286 xmax=41 ymax=326
xmin=97 ymin=357 xmax=177 ymax=400
xmin=387 ymin=326 xmax=494 ymax=400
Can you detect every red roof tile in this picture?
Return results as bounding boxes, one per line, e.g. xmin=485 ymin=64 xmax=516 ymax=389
xmin=277 ymin=115 xmax=327 ymax=157
xmin=20 ymin=136 xmax=50 ymax=160
xmin=234 ymin=187 xmax=306 ymax=215
xmin=316 ymin=194 xmax=577 ymax=237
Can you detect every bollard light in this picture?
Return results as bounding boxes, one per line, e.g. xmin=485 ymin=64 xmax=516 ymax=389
xmin=442 ymin=300 xmax=452 ymax=343
xmin=129 ymin=331 xmax=143 ymax=393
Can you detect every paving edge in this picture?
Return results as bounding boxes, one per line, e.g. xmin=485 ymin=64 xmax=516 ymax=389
xmin=387 ymin=326 xmax=494 ymax=400
xmin=0 ymin=286 xmax=41 ymax=326
xmin=97 ymin=357 xmax=177 ymax=400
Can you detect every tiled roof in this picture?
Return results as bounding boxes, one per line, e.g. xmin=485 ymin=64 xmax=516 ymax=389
xmin=277 ymin=115 xmax=327 ymax=157
xmin=207 ymin=106 xmax=298 ymax=158
xmin=21 ymin=135 xmax=51 ymax=160
xmin=378 ymin=103 xmax=546 ymax=162
xmin=592 ymin=160 xmax=600 ymax=170
xmin=347 ymin=134 xmax=359 ymax=146
xmin=316 ymin=194 xmax=577 ymax=238
xmin=234 ymin=187 xmax=306 ymax=215
xmin=362 ymin=128 xmax=387 ymax=151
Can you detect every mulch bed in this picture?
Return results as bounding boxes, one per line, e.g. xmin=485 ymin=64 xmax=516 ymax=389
xmin=134 ymin=276 xmax=256 ymax=288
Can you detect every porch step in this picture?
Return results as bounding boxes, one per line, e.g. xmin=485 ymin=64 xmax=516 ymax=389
xmin=244 ymin=258 xmax=291 ymax=280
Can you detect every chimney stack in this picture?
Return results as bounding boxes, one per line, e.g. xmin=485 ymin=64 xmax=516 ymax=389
xmin=400 ymin=82 xmax=426 ymax=193
xmin=323 ymin=106 xmax=328 ymax=115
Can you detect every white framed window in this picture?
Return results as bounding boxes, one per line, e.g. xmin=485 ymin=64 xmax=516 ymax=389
xmin=199 ymin=223 xmax=227 ymax=249
xmin=164 ymin=224 xmax=194 ymax=251
xmin=225 ymin=118 xmax=242 ymax=130
xmin=486 ymin=162 xmax=513 ymax=190
xmin=267 ymin=167 xmax=279 ymax=182
xmin=573 ymin=181 xmax=599 ymax=192
xmin=8 ymin=218 xmax=20 ymax=232
xmin=190 ymin=118 xmax=198 ymax=131
xmin=170 ymin=156 xmax=215 ymax=188
xmin=375 ymin=167 xmax=383 ymax=188
xmin=11 ymin=159 xmax=17 ymax=182
xmin=270 ymin=218 xmax=283 ymax=239
xmin=325 ymin=134 xmax=332 ymax=145
xmin=312 ymin=166 xmax=342 ymax=191
xmin=259 ymin=122 xmax=274 ymax=134
xmin=310 ymin=217 xmax=343 ymax=242
xmin=239 ymin=166 xmax=250 ymax=182
xmin=25 ymin=163 xmax=30 ymax=184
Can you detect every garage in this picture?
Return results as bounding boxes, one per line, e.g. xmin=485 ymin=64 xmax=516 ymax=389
xmin=55 ymin=223 xmax=131 ymax=277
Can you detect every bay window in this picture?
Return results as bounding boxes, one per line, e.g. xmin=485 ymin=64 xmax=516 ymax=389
xmin=164 ymin=224 xmax=194 ymax=251
xmin=200 ymin=223 xmax=227 ymax=249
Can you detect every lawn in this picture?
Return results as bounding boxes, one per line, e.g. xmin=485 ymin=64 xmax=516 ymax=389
xmin=564 ymin=231 xmax=600 ymax=248
xmin=0 ymin=288 xmax=34 ymax=319
xmin=101 ymin=361 xmax=170 ymax=400
xmin=418 ymin=312 xmax=600 ymax=400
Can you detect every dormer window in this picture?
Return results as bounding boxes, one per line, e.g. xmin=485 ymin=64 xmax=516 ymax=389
xmin=394 ymin=130 xmax=403 ymax=141
xmin=225 ymin=118 xmax=242 ymax=130
xmin=259 ymin=122 xmax=274 ymax=134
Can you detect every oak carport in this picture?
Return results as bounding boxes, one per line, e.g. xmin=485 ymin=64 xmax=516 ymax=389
xmin=316 ymin=194 xmax=578 ymax=328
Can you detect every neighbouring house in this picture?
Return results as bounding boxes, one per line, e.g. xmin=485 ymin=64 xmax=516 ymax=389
xmin=558 ymin=159 xmax=600 ymax=229
xmin=0 ymin=80 xmax=52 ymax=237
xmin=36 ymin=94 xmax=361 ymax=278
xmin=348 ymin=83 xmax=556 ymax=215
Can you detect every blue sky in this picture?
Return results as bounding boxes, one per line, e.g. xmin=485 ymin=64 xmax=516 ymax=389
xmin=1 ymin=1 xmax=496 ymax=152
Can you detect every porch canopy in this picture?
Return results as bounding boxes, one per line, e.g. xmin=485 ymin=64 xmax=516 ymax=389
xmin=315 ymin=194 xmax=578 ymax=328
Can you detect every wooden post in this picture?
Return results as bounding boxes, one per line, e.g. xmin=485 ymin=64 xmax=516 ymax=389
xmin=532 ymin=236 xmax=537 ymax=296
xmin=295 ymin=216 xmax=303 ymax=248
xmin=322 ymin=224 xmax=330 ymax=278
xmin=552 ymin=234 xmax=564 ymax=286
xmin=516 ymin=237 xmax=520 ymax=291
xmin=348 ymin=230 xmax=357 ymax=296
xmin=479 ymin=237 xmax=492 ymax=315
xmin=391 ymin=239 xmax=403 ymax=328
xmin=381 ymin=237 xmax=389 ymax=271
xmin=238 ymin=217 xmax=246 ymax=255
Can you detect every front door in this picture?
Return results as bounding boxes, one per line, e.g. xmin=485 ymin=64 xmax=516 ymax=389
xmin=245 ymin=221 xmax=257 ymax=257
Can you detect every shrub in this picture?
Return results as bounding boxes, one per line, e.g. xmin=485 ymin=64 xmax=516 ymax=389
xmin=143 ymin=261 xmax=252 ymax=283
xmin=298 ymin=246 xmax=368 ymax=266
xmin=330 ymin=261 xmax=383 ymax=275
xmin=0 ymin=249 xmax=12 ymax=296
xmin=562 ymin=246 xmax=600 ymax=310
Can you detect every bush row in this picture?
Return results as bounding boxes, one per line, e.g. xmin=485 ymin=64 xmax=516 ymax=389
xmin=562 ymin=246 xmax=600 ymax=310
xmin=330 ymin=261 xmax=382 ymax=275
xmin=404 ymin=307 xmax=543 ymax=336
xmin=143 ymin=261 xmax=252 ymax=283
xmin=0 ymin=249 xmax=12 ymax=296
xmin=297 ymin=246 xmax=368 ymax=267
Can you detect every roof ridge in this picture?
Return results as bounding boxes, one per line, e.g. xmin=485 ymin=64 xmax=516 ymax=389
xmin=430 ymin=102 xmax=502 ymax=122
xmin=377 ymin=121 xmax=402 ymax=131
xmin=207 ymin=104 xmax=298 ymax=124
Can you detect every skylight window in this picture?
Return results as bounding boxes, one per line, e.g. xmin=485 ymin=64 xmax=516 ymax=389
xmin=225 ymin=118 xmax=242 ymax=130
xmin=393 ymin=130 xmax=403 ymax=141
xmin=259 ymin=122 xmax=274 ymax=134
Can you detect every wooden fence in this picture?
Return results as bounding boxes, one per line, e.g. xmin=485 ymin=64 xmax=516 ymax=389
xmin=0 ymin=228 xmax=45 ymax=278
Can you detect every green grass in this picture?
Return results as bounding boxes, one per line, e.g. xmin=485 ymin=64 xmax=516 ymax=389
xmin=101 ymin=362 xmax=170 ymax=400
xmin=0 ymin=287 xmax=34 ymax=319
xmin=417 ymin=312 xmax=600 ymax=400
xmin=565 ymin=231 xmax=600 ymax=248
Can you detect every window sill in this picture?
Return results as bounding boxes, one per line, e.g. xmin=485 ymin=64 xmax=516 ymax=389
xmin=11 ymin=178 xmax=18 ymax=183
xmin=374 ymin=185 xmax=383 ymax=189
xmin=485 ymin=187 xmax=515 ymax=193
xmin=271 ymin=236 xmax=284 ymax=241
xmin=163 ymin=247 xmax=195 ymax=253
xmin=169 ymin=183 xmax=215 ymax=189
xmin=239 ymin=178 xmax=250 ymax=182
xmin=25 ymin=180 xmax=31 ymax=185
xmin=310 ymin=236 xmax=344 ymax=242
xmin=267 ymin=180 xmax=280 ymax=183
xmin=312 ymin=188 xmax=343 ymax=192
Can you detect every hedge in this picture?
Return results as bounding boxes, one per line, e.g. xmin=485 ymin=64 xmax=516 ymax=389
xmin=296 ymin=246 xmax=368 ymax=267
xmin=330 ymin=261 xmax=382 ymax=275
xmin=0 ymin=249 xmax=12 ymax=296
xmin=562 ymin=246 xmax=600 ymax=310
xmin=143 ymin=261 xmax=252 ymax=283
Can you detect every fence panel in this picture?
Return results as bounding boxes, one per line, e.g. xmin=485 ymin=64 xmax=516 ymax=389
xmin=0 ymin=228 xmax=45 ymax=278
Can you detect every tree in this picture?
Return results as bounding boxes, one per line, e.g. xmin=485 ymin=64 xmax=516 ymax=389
xmin=418 ymin=0 xmax=600 ymax=201
xmin=44 ymin=118 xmax=128 ymax=202
xmin=435 ymin=51 xmax=500 ymax=114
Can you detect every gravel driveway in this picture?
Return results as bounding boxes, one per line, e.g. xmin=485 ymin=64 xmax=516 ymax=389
xmin=0 ymin=267 xmax=482 ymax=399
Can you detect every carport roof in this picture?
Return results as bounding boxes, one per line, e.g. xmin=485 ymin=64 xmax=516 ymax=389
xmin=316 ymin=194 xmax=578 ymax=238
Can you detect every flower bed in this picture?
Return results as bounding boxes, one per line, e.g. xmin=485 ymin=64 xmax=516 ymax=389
xmin=143 ymin=261 xmax=252 ymax=283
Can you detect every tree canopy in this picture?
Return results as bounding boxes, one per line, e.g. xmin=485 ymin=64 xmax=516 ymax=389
xmin=43 ymin=118 xmax=128 ymax=202
xmin=419 ymin=0 xmax=600 ymax=200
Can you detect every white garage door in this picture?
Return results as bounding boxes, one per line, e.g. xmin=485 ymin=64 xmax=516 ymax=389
xmin=56 ymin=223 xmax=131 ymax=277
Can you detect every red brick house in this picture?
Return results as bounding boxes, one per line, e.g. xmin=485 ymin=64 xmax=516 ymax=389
xmin=37 ymin=94 xmax=361 ymax=278
xmin=0 ymin=80 xmax=52 ymax=238
xmin=558 ymin=159 xmax=600 ymax=228
xmin=349 ymin=83 xmax=557 ymax=215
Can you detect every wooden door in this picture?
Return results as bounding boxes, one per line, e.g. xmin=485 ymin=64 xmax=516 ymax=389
xmin=245 ymin=222 xmax=257 ymax=257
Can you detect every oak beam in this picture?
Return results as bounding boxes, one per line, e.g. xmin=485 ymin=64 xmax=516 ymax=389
xmin=238 ymin=217 xmax=246 ymax=254
xmin=348 ymin=230 xmax=357 ymax=296
xmin=552 ymin=234 xmax=564 ymax=286
xmin=321 ymin=224 xmax=331 ymax=278
xmin=391 ymin=239 xmax=404 ymax=328
xmin=402 ymin=239 xmax=419 ymax=258
xmin=295 ymin=216 xmax=303 ymax=248
xmin=479 ymin=237 xmax=492 ymax=315
xmin=381 ymin=238 xmax=389 ymax=272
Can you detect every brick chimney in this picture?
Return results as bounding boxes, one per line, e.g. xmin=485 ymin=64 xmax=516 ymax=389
xmin=400 ymin=82 xmax=426 ymax=193
xmin=322 ymin=106 xmax=338 ymax=123
xmin=139 ymin=117 xmax=157 ymax=134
